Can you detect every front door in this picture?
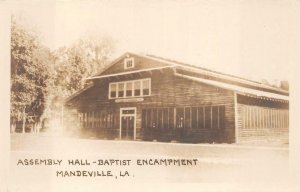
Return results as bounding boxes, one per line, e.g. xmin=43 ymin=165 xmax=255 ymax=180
xmin=120 ymin=108 xmax=136 ymax=140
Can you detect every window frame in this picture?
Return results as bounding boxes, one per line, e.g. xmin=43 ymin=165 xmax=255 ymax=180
xmin=109 ymin=83 xmax=117 ymax=98
xmin=108 ymin=78 xmax=151 ymax=99
xmin=124 ymin=57 xmax=135 ymax=69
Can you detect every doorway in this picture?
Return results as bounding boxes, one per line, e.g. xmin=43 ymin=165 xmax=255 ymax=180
xmin=120 ymin=108 xmax=136 ymax=140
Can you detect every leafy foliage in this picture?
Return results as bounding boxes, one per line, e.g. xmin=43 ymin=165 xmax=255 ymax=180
xmin=11 ymin=16 xmax=115 ymax=129
xmin=11 ymin=16 xmax=54 ymax=122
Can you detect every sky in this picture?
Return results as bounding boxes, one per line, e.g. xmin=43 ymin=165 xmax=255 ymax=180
xmin=8 ymin=0 xmax=300 ymax=83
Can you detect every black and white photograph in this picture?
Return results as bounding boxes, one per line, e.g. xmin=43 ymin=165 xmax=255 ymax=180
xmin=1 ymin=0 xmax=300 ymax=191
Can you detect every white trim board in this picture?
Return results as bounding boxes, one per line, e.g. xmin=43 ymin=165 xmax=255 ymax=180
xmin=86 ymin=66 xmax=173 ymax=80
xmin=174 ymin=72 xmax=289 ymax=101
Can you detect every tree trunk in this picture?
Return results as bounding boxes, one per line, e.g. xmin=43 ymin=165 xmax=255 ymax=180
xmin=36 ymin=122 xmax=40 ymax=133
xmin=10 ymin=122 xmax=16 ymax=133
xmin=61 ymin=105 xmax=64 ymax=129
xmin=22 ymin=108 xmax=26 ymax=134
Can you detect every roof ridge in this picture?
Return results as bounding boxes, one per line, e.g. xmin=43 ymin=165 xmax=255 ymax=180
xmin=145 ymin=53 xmax=261 ymax=84
xmin=143 ymin=53 xmax=287 ymax=93
xmin=89 ymin=51 xmax=288 ymax=94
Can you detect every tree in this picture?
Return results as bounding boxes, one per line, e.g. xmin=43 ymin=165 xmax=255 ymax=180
xmin=11 ymin=16 xmax=54 ymax=132
xmin=11 ymin=15 xmax=115 ymax=133
xmin=261 ymin=78 xmax=289 ymax=91
xmin=41 ymin=35 xmax=115 ymax=132
xmin=50 ymin=35 xmax=115 ymax=99
xmin=279 ymin=80 xmax=289 ymax=91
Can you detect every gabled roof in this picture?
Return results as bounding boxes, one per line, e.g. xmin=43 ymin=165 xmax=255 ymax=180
xmin=64 ymin=83 xmax=94 ymax=103
xmin=83 ymin=52 xmax=288 ymax=101
xmin=175 ymin=72 xmax=289 ymax=102
xmin=137 ymin=53 xmax=288 ymax=95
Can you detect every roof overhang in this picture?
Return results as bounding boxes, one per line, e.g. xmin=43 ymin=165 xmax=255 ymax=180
xmin=136 ymin=53 xmax=288 ymax=95
xmin=64 ymin=83 xmax=94 ymax=104
xmin=85 ymin=66 xmax=174 ymax=80
xmin=174 ymin=72 xmax=289 ymax=102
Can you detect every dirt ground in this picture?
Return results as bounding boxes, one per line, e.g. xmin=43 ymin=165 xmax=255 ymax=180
xmin=8 ymin=133 xmax=299 ymax=192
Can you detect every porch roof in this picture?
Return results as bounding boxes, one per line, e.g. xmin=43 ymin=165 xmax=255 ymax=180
xmin=174 ymin=72 xmax=289 ymax=102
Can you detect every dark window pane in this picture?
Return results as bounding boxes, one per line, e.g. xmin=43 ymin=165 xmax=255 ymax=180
xmin=102 ymin=111 xmax=107 ymax=129
xmin=126 ymin=60 xmax=133 ymax=68
xmin=99 ymin=111 xmax=102 ymax=128
xmin=110 ymin=84 xmax=117 ymax=98
xmin=176 ymin=108 xmax=184 ymax=129
xmin=110 ymin=111 xmax=114 ymax=129
xmin=169 ymin=108 xmax=174 ymax=129
xmin=134 ymin=81 xmax=141 ymax=96
xmin=185 ymin=108 xmax=191 ymax=129
xmin=112 ymin=111 xmax=115 ymax=129
xmin=152 ymin=109 xmax=157 ymax=128
xmin=158 ymin=109 xmax=163 ymax=129
xmin=142 ymin=109 xmax=147 ymax=130
xmin=212 ymin=106 xmax=219 ymax=129
xmin=134 ymin=90 xmax=140 ymax=96
xmin=146 ymin=109 xmax=152 ymax=129
xmin=143 ymin=89 xmax=149 ymax=95
xmin=163 ymin=108 xmax=169 ymax=129
xmin=219 ymin=106 xmax=225 ymax=129
xmin=107 ymin=112 xmax=111 ymax=129
xmin=191 ymin=107 xmax=198 ymax=129
xmin=110 ymin=91 xmax=116 ymax=98
xmin=142 ymin=79 xmax=150 ymax=96
xmin=126 ymin=82 xmax=133 ymax=97
xmin=126 ymin=90 xmax=132 ymax=97
xmin=205 ymin=106 xmax=212 ymax=129
xmin=198 ymin=107 xmax=204 ymax=129
xmin=122 ymin=109 xmax=135 ymax=114
xmin=118 ymin=83 xmax=124 ymax=98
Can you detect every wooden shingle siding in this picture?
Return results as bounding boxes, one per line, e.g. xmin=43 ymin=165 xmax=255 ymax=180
xmin=68 ymin=68 xmax=236 ymax=143
xmin=100 ymin=53 xmax=169 ymax=76
xmin=65 ymin=53 xmax=289 ymax=144
xmin=237 ymin=104 xmax=289 ymax=144
xmin=176 ymin=69 xmax=288 ymax=96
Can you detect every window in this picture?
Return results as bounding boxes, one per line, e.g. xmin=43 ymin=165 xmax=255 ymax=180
xmin=185 ymin=108 xmax=191 ymax=129
xmin=122 ymin=109 xmax=135 ymax=115
xmin=169 ymin=108 xmax=174 ymax=129
xmin=191 ymin=107 xmax=198 ymax=129
xmin=212 ymin=106 xmax=219 ymax=129
xmin=158 ymin=109 xmax=163 ymax=129
xmin=146 ymin=109 xmax=152 ymax=129
xmin=142 ymin=109 xmax=147 ymax=130
xmin=163 ymin=108 xmax=169 ymax=129
xmin=198 ymin=107 xmax=204 ymax=129
xmin=142 ymin=79 xmax=150 ymax=96
xmin=241 ymin=106 xmax=288 ymax=130
xmin=124 ymin=58 xmax=134 ymax=69
xmin=110 ymin=84 xmax=117 ymax=98
xmin=140 ymin=106 xmax=226 ymax=134
xmin=134 ymin=81 xmax=141 ymax=96
xmin=118 ymin=83 xmax=125 ymax=97
xmin=152 ymin=109 xmax=158 ymax=128
xmin=109 ymin=78 xmax=151 ymax=99
xmin=126 ymin=82 xmax=133 ymax=97
xmin=176 ymin=108 xmax=184 ymax=129
xmin=205 ymin=107 xmax=212 ymax=129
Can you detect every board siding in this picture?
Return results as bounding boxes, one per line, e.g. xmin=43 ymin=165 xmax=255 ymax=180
xmin=237 ymin=104 xmax=289 ymax=144
xmin=67 ymin=68 xmax=236 ymax=143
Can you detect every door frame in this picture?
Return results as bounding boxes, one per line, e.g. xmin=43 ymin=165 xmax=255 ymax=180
xmin=119 ymin=107 xmax=137 ymax=140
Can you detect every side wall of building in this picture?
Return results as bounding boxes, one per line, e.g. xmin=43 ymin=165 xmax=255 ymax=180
xmin=236 ymin=95 xmax=289 ymax=144
xmin=67 ymin=69 xmax=236 ymax=143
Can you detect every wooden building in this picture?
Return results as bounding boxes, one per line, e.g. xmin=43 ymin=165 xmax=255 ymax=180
xmin=65 ymin=52 xmax=289 ymax=144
